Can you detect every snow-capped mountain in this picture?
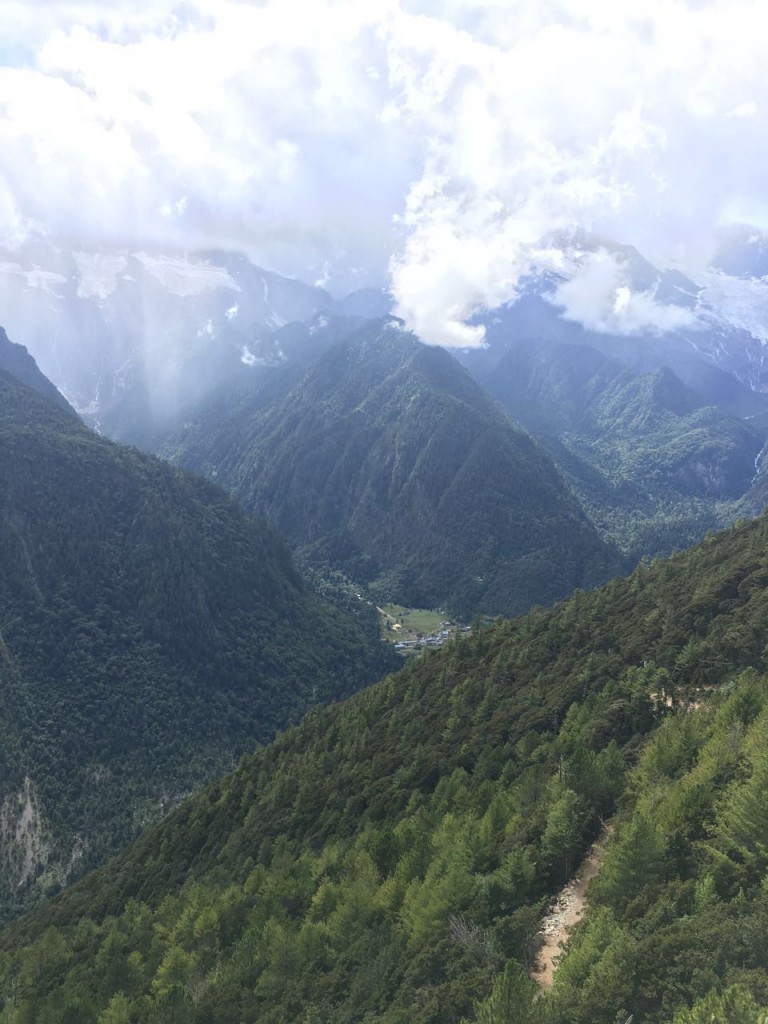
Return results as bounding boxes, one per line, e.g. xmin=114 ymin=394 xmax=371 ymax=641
xmin=0 ymin=240 xmax=381 ymax=441
xmin=5 ymin=232 xmax=768 ymax=447
xmin=455 ymin=235 xmax=768 ymax=414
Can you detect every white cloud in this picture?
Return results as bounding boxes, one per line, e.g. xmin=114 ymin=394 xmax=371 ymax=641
xmin=2 ymin=0 xmax=768 ymax=340
xmin=385 ymin=0 xmax=768 ymax=344
xmin=0 ymin=1 xmax=411 ymax=290
xmin=728 ymin=100 xmax=757 ymax=119
xmin=73 ymin=251 xmax=127 ymax=299
xmin=550 ymin=249 xmax=699 ymax=335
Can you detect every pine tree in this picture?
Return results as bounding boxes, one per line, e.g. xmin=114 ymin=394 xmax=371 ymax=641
xmin=472 ymin=962 xmax=543 ymax=1024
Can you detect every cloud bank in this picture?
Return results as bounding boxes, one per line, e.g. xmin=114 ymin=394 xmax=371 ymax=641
xmin=2 ymin=0 xmax=768 ymax=345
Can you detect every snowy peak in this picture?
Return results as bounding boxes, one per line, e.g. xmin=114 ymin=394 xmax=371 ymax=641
xmin=0 ymin=241 xmax=341 ymax=438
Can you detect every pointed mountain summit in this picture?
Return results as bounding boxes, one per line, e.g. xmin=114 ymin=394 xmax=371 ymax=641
xmin=164 ymin=319 xmax=623 ymax=618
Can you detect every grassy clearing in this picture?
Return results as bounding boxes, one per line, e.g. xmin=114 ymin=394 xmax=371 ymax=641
xmin=378 ymin=604 xmax=453 ymax=644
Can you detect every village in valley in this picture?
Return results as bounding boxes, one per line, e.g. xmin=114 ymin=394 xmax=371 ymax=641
xmin=378 ymin=604 xmax=471 ymax=654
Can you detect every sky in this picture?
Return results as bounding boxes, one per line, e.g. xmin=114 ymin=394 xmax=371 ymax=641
xmin=1 ymin=0 xmax=768 ymax=346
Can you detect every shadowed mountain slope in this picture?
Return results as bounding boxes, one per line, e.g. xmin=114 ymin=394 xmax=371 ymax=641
xmin=0 ymin=325 xmax=74 ymax=414
xmin=0 ymin=359 xmax=396 ymax=921
xmin=162 ymin=320 xmax=624 ymax=618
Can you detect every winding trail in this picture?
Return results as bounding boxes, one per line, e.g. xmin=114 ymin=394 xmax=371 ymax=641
xmin=532 ymin=823 xmax=613 ymax=989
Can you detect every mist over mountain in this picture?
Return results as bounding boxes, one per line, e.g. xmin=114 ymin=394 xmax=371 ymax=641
xmin=7 ymin=232 xmax=768 ymax=443
xmin=6 ymin=2 xmax=768 ymax=352
xmin=8 ymin=230 xmax=768 ymax=585
xmin=0 ymin=241 xmax=373 ymax=440
xmin=6 ymin=5 xmax=768 ymax=1020
xmin=713 ymin=225 xmax=768 ymax=280
xmin=454 ymin=237 xmax=768 ymax=406
xmin=160 ymin=318 xmax=624 ymax=618
xmin=0 ymin=348 xmax=396 ymax=921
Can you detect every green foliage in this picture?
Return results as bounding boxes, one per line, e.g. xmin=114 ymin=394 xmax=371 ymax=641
xmin=161 ymin=322 xmax=624 ymax=618
xmin=8 ymin=504 xmax=768 ymax=1020
xmin=591 ymin=811 xmax=666 ymax=913
xmin=0 ymin=368 xmax=396 ymax=921
xmin=470 ymin=962 xmax=544 ymax=1024
xmin=98 ymin=993 xmax=132 ymax=1024
xmin=541 ymin=788 xmax=587 ymax=882
xmin=671 ymin=985 xmax=768 ymax=1024
xmin=481 ymin=335 xmax=763 ymax=562
xmin=548 ymin=673 xmax=768 ymax=1023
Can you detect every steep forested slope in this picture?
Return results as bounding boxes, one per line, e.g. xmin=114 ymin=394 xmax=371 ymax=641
xmin=162 ymin=319 xmax=623 ymax=618
xmin=6 ymin=512 xmax=768 ymax=1021
xmin=0 ymin=365 xmax=395 ymax=921
xmin=542 ymin=670 xmax=768 ymax=1024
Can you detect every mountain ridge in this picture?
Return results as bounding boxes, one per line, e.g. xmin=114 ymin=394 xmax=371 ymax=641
xmin=0 ymin=325 xmax=75 ymax=415
xmin=161 ymin=319 xmax=625 ymax=618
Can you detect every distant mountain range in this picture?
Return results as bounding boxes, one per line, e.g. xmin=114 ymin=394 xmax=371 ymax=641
xmin=7 ymin=231 xmax=768 ymax=436
xmin=0 ymin=240 xmax=391 ymax=443
xmin=463 ymin=331 xmax=765 ymax=559
xmin=6 ymin=233 xmax=768 ymax=611
xmin=458 ymin=235 xmax=768 ymax=412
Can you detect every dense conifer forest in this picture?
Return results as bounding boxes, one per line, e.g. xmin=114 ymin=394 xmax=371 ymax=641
xmin=4 ymin=510 xmax=768 ymax=1021
xmin=0 ymin=367 xmax=396 ymax=921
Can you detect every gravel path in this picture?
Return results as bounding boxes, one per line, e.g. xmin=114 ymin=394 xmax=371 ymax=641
xmin=532 ymin=824 xmax=613 ymax=989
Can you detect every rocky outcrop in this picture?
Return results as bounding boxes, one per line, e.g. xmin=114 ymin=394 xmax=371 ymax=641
xmin=0 ymin=778 xmax=50 ymax=892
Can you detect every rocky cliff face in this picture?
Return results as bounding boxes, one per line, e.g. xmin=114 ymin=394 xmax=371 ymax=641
xmin=0 ymin=779 xmax=49 ymax=893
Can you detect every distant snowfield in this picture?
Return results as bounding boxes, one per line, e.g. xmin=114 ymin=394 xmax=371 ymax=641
xmin=73 ymin=252 xmax=128 ymax=300
xmin=692 ymin=269 xmax=768 ymax=347
xmin=0 ymin=249 xmax=242 ymax=301
xmin=0 ymin=262 xmax=66 ymax=294
xmin=133 ymin=253 xmax=240 ymax=297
